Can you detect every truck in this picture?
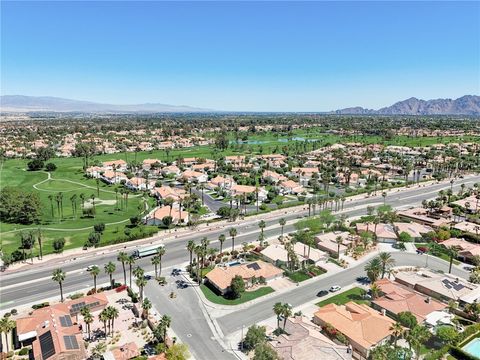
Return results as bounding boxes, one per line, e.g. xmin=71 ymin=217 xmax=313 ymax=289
xmin=131 ymin=244 xmax=164 ymax=259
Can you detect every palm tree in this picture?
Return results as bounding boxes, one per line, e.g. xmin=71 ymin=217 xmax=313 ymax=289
xmin=156 ymin=246 xmax=166 ymax=275
xmin=151 ymin=255 xmax=161 ymax=278
xmin=126 ymin=255 xmax=135 ymax=288
xmin=273 ymin=302 xmax=283 ymax=329
xmin=142 ymin=298 xmax=152 ymax=319
xmin=87 ymin=265 xmax=99 ymax=292
xmin=81 ymin=307 xmax=93 ymax=340
xmin=258 ymin=220 xmax=266 ymax=238
xmin=229 ymin=227 xmax=237 ymax=252
xmin=364 ymin=257 xmax=382 ymax=283
xmin=390 ymin=322 xmax=404 ymax=347
xmin=48 ymin=194 xmax=54 ymax=218
xmin=99 ymin=310 xmax=109 ymax=338
xmin=106 ymin=306 xmax=119 ymax=333
xmin=187 ymin=240 xmax=196 ymax=266
xmin=136 ymin=277 xmax=147 ymax=302
xmin=160 ymin=314 xmax=172 ymax=342
xmin=117 ymin=251 xmax=129 ymax=285
xmin=281 ymin=303 xmax=292 ymax=330
xmin=52 ymin=268 xmax=66 ymax=302
xmin=446 ymin=246 xmax=459 ymax=274
xmin=279 ymin=218 xmax=286 ymax=238
xmin=0 ymin=316 xmax=16 ymax=353
xmin=409 ymin=325 xmax=431 ymax=359
xmin=378 ymin=252 xmax=395 ymax=278
xmin=90 ymin=193 xmax=96 ymax=216
xmin=104 ymin=261 xmax=116 ymax=288
xmin=91 ymin=342 xmax=107 ymax=358
xmin=218 ymin=234 xmax=226 ymax=254
xmin=335 ymin=235 xmax=343 ymax=259
xmin=370 ymin=283 xmax=381 ymax=299
xmin=194 ymin=245 xmax=203 ymax=284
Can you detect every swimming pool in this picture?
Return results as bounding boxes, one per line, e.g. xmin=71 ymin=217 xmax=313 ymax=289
xmin=462 ymin=337 xmax=480 ymax=358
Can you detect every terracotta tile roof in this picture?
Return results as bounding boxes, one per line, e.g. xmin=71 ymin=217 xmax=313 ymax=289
xmin=205 ymin=261 xmax=283 ymax=291
xmin=314 ymin=302 xmax=395 ymax=351
xmin=104 ymin=342 xmax=140 ymax=360
xmin=373 ymin=279 xmax=446 ymax=322
xmin=270 ymin=316 xmax=351 ymax=360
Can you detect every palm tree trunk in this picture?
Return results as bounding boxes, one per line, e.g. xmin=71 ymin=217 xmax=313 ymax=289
xmin=122 ymin=264 xmax=127 ymax=285
xmin=60 ymin=282 xmax=64 ymax=302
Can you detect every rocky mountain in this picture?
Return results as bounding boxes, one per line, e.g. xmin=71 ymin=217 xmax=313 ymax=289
xmin=0 ymin=95 xmax=213 ymax=113
xmin=333 ymin=95 xmax=480 ymax=115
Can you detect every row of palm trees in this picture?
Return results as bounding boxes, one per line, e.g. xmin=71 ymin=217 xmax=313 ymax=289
xmin=51 ymin=246 xmax=167 ymax=302
xmin=0 ymin=316 xmax=16 ymax=353
xmin=364 ymin=252 xmax=396 ymax=283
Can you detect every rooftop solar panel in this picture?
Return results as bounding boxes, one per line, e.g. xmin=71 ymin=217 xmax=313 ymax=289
xmin=39 ymin=331 xmax=55 ymax=359
xmin=63 ymin=335 xmax=79 ymax=350
xmin=59 ymin=315 xmax=73 ymax=327
xmin=247 ymin=263 xmax=260 ymax=270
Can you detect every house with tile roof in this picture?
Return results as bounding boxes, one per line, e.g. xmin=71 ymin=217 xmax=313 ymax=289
xmin=205 ymin=261 xmax=283 ymax=295
xmin=268 ymin=316 xmax=352 ymax=360
xmin=313 ymin=302 xmax=395 ymax=358
xmin=16 ymin=293 xmax=108 ymax=360
xmin=371 ymin=278 xmax=446 ymax=323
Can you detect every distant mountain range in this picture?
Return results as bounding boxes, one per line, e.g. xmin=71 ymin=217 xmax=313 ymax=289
xmin=0 ymin=95 xmax=213 ymax=113
xmin=1 ymin=94 xmax=479 ymax=115
xmin=332 ymin=95 xmax=480 ymax=115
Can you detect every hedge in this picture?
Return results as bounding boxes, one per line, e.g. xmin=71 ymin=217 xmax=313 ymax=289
xmin=450 ymin=346 xmax=480 ymax=360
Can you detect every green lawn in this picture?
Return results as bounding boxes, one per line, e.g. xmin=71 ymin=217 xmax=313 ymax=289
xmin=200 ymin=284 xmax=274 ymax=305
xmin=287 ymin=271 xmax=311 ymax=282
xmin=0 ymin=157 xmax=146 ymax=256
xmin=316 ymin=287 xmax=370 ymax=307
xmin=414 ymin=243 xmax=461 ymax=265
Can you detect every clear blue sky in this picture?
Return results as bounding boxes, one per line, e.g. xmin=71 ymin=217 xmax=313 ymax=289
xmin=2 ymin=1 xmax=479 ymax=111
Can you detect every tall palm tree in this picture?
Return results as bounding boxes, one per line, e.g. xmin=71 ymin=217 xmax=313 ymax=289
xmin=446 ymin=246 xmax=459 ymax=274
xmin=335 ymin=236 xmax=343 ymax=259
xmin=273 ymin=302 xmax=283 ymax=329
xmin=0 ymin=316 xmax=16 ymax=353
xmin=156 ymin=246 xmax=166 ymax=275
xmin=142 ymin=298 xmax=152 ymax=319
xmin=258 ymin=220 xmax=266 ymax=238
xmin=80 ymin=307 xmax=93 ymax=340
xmin=48 ymin=194 xmax=54 ymax=218
xmin=279 ymin=218 xmax=286 ymax=238
xmin=378 ymin=252 xmax=395 ymax=278
xmin=218 ymin=234 xmax=226 ymax=254
xmin=52 ymin=268 xmax=66 ymax=302
xmin=136 ymin=277 xmax=147 ymax=302
xmin=117 ymin=251 xmax=129 ymax=286
xmin=281 ymin=303 xmax=292 ymax=330
xmin=104 ymin=261 xmax=116 ymax=288
xmin=106 ymin=306 xmax=119 ymax=333
xmin=126 ymin=255 xmax=136 ymax=288
xmin=160 ymin=314 xmax=172 ymax=342
xmin=99 ymin=310 xmax=109 ymax=338
xmin=151 ymin=255 xmax=161 ymax=278
xmin=187 ymin=240 xmax=196 ymax=266
xmin=229 ymin=227 xmax=237 ymax=252
xmin=194 ymin=245 xmax=203 ymax=284
xmin=89 ymin=265 xmax=100 ymax=291
xmin=390 ymin=322 xmax=404 ymax=347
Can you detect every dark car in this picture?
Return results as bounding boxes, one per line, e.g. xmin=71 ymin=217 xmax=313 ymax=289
xmin=317 ymin=290 xmax=329 ymax=297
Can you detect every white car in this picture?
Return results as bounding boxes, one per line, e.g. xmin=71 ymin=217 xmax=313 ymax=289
xmin=329 ymin=285 xmax=342 ymax=292
xmin=86 ymin=265 xmax=97 ymax=271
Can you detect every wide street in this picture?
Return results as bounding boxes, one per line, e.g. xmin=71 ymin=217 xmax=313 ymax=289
xmin=1 ymin=175 xmax=479 ymax=359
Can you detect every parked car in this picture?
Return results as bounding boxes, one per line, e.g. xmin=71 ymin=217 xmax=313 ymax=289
xmin=86 ymin=265 xmax=96 ymax=271
xmin=317 ymin=290 xmax=329 ymax=297
xmin=329 ymin=285 xmax=342 ymax=292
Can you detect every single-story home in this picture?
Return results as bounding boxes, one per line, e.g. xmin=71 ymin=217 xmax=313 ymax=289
xmin=205 ymin=261 xmax=283 ymax=295
xmin=313 ymin=302 xmax=395 ymax=359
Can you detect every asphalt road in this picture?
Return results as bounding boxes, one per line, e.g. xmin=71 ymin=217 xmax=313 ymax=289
xmin=216 ymin=251 xmax=469 ymax=336
xmin=2 ymin=175 xmax=478 ymax=306
xmin=1 ymin=175 xmax=478 ymax=360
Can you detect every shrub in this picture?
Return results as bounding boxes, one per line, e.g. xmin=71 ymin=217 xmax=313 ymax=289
xmin=45 ymin=163 xmax=57 ymax=172
xmin=68 ymin=293 xmax=84 ymax=300
xmin=18 ymin=348 xmax=29 ymax=356
xmin=32 ymin=302 xmax=49 ymax=310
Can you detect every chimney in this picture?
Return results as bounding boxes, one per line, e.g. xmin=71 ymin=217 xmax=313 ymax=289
xmin=426 ymin=296 xmax=431 ymax=303
xmin=381 ymin=309 xmax=386 ymax=316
